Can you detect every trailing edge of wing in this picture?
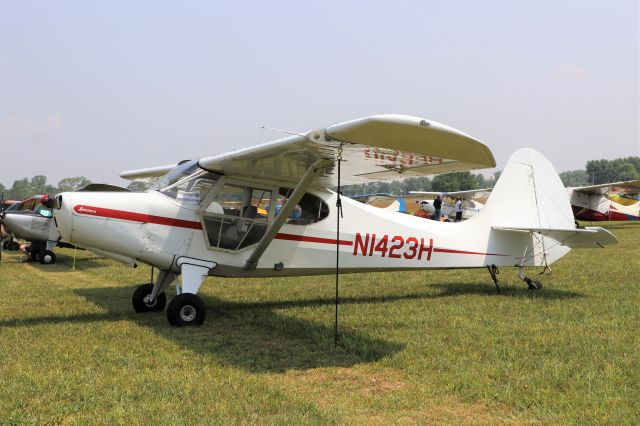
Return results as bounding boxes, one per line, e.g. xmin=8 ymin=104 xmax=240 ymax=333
xmin=198 ymin=114 xmax=496 ymax=186
xmin=493 ymin=226 xmax=618 ymax=248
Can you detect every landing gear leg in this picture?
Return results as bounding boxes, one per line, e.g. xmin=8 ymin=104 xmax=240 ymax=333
xmin=166 ymin=261 xmax=214 ymax=327
xmin=487 ymin=264 xmax=500 ymax=294
xmin=518 ymin=266 xmax=543 ymax=290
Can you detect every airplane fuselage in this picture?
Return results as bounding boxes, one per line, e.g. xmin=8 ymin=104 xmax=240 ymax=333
xmin=54 ymin=188 xmax=564 ymax=278
xmin=568 ymin=188 xmax=640 ymax=221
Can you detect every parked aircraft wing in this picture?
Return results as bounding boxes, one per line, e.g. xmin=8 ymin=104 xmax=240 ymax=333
xmin=493 ymin=226 xmax=618 ymax=248
xmin=408 ymin=188 xmax=493 ymax=198
xmin=119 ymin=163 xmax=178 ymax=180
xmin=571 ymin=179 xmax=640 ymax=196
xmin=198 ymin=114 xmax=496 ymax=186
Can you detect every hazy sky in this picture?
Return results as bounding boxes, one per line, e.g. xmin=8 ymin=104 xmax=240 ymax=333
xmin=1 ymin=0 xmax=638 ymax=188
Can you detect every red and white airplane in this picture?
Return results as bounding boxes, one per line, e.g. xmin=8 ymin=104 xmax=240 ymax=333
xmin=568 ymin=180 xmax=640 ymax=222
xmin=49 ymin=115 xmax=617 ymax=326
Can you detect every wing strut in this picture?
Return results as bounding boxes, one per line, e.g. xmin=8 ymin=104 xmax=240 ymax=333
xmin=244 ymin=159 xmax=327 ymax=270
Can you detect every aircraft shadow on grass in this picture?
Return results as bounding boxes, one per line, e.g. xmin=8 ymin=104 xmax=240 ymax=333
xmin=0 ymin=282 xmax=581 ymax=373
xmin=69 ymin=285 xmax=407 ymax=373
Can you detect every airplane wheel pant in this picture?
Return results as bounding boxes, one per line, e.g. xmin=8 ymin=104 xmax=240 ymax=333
xmin=167 ymin=293 xmax=206 ymax=327
xmin=132 ymin=284 xmax=167 ymax=312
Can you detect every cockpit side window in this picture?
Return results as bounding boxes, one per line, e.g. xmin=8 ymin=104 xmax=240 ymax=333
xmin=276 ymin=188 xmax=329 ymax=225
xmin=201 ymin=182 xmax=274 ymax=251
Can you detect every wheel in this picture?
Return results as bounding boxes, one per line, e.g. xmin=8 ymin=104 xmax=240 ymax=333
xmin=132 ymin=283 xmax=166 ymax=312
xmin=38 ymin=250 xmax=56 ymax=265
xmin=167 ymin=293 xmax=206 ymax=327
xmin=8 ymin=241 xmax=20 ymax=251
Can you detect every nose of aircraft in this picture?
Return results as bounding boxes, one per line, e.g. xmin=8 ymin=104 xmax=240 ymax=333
xmin=2 ymin=212 xmax=20 ymax=234
xmin=53 ymin=192 xmax=74 ymax=242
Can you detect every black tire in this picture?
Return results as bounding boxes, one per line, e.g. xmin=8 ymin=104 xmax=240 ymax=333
xmin=2 ymin=241 xmax=8 ymax=249
xmin=8 ymin=241 xmax=20 ymax=251
xmin=38 ymin=250 xmax=56 ymax=265
xmin=132 ymin=283 xmax=166 ymax=312
xmin=167 ymin=293 xmax=206 ymax=327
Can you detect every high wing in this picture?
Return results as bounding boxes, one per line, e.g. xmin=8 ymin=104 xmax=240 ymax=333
xmin=197 ymin=115 xmax=496 ymax=186
xmin=408 ymin=188 xmax=493 ymax=198
xmin=571 ymin=179 xmax=640 ymax=196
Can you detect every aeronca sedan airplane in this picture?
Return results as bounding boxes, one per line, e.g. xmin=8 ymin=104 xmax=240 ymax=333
xmin=49 ymin=115 xmax=617 ymax=326
xmin=568 ymin=179 xmax=640 ymax=222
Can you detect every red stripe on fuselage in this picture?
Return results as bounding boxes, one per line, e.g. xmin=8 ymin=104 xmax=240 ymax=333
xmin=275 ymin=232 xmax=353 ymax=246
xmin=432 ymin=247 xmax=507 ymax=256
xmin=73 ymin=205 xmax=203 ymax=229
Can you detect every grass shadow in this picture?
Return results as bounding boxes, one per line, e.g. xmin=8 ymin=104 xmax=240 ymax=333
xmin=70 ymin=285 xmax=404 ymax=373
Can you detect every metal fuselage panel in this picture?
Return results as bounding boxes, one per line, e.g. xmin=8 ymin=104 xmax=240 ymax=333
xmin=54 ymin=188 xmax=561 ymax=277
xmin=3 ymin=211 xmax=59 ymax=242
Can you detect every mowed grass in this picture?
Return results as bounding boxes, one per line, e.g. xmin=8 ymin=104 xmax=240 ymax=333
xmin=0 ymin=223 xmax=638 ymax=424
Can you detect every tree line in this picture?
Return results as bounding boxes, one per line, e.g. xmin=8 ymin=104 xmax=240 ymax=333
xmin=2 ymin=156 xmax=638 ymax=201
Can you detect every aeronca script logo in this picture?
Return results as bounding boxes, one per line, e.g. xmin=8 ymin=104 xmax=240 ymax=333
xmin=75 ymin=205 xmax=97 ymax=215
xmin=353 ymin=233 xmax=433 ymax=261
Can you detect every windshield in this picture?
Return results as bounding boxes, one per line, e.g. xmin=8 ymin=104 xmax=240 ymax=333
xmin=151 ymin=160 xmax=200 ymax=191
xmin=5 ymin=203 xmax=21 ymax=212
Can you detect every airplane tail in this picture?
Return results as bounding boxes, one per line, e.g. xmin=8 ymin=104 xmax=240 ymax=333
xmin=481 ymin=148 xmax=575 ymax=230
xmin=477 ymin=148 xmax=616 ymax=266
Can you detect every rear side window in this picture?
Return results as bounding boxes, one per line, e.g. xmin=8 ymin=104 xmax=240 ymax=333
xmin=277 ymin=189 xmax=329 ymax=225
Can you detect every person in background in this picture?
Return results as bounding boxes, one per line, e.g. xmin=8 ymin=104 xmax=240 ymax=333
xmin=454 ymin=198 xmax=463 ymax=222
xmin=433 ymin=195 xmax=442 ymax=221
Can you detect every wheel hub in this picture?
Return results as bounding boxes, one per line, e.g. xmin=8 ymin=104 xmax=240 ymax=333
xmin=142 ymin=295 xmax=157 ymax=307
xmin=179 ymin=305 xmax=196 ymax=322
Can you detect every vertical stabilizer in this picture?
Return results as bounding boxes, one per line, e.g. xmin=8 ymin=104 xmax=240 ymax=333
xmin=480 ymin=148 xmax=575 ymax=230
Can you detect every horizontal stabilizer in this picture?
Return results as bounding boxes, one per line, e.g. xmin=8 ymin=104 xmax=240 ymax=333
xmin=493 ymin=226 xmax=618 ymax=248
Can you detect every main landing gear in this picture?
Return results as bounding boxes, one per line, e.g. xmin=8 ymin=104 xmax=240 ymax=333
xmin=131 ymin=259 xmax=215 ymax=327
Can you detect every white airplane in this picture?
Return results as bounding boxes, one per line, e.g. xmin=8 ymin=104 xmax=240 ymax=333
xmin=568 ymin=180 xmax=640 ymax=222
xmin=48 ymin=115 xmax=617 ymax=326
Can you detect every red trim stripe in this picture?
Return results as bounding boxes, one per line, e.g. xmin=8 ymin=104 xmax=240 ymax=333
xmin=74 ymin=205 xmax=203 ymax=230
xmin=433 ymin=247 xmax=508 ymax=256
xmin=275 ymin=232 xmax=353 ymax=246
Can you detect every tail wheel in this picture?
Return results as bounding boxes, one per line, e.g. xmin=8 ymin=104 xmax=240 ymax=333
xmin=7 ymin=241 xmax=20 ymax=251
xmin=167 ymin=293 xmax=206 ymax=327
xmin=132 ymin=283 xmax=166 ymax=312
xmin=38 ymin=250 xmax=56 ymax=265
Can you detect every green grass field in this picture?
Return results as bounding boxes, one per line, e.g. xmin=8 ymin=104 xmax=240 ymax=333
xmin=1 ymin=222 xmax=638 ymax=424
